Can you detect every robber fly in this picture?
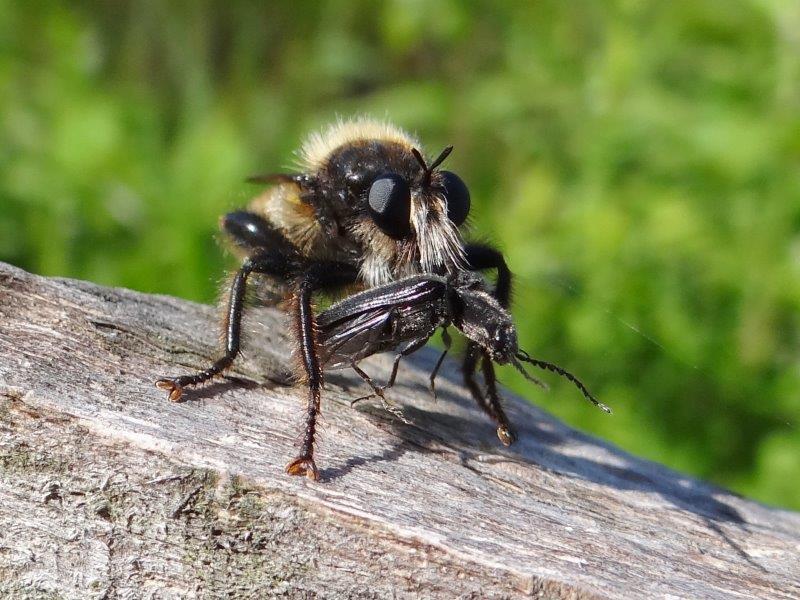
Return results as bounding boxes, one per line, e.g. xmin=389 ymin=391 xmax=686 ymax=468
xmin=317 ymin=272 xmax=609 ymax=440
xmin=156 ymin=118 xmax=530 ymax=480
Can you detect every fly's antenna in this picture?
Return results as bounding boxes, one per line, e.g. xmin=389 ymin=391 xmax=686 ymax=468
xmin=412 ymin=146 xmax=453 ymax=187
xmin=512 ymin=350 xmax=611 ymax=414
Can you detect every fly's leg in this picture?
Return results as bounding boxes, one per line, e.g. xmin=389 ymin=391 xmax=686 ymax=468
xmin=156 ymin=214 xmax=304 ymax=401
xmin=284 ymin=276 xmax=324 ymax=480
xmin=156 ymin=259 xmax=255 ymax=401
xmin=284 ymin=263 xmax=359 ymax=480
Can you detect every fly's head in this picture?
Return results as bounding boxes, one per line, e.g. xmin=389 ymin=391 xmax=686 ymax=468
xmin=298 ymin=119 xmax=471 ymax=286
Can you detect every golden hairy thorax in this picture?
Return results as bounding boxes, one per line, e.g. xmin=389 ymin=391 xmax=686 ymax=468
xmin=299 ymin=118 xmax=421 ymax=171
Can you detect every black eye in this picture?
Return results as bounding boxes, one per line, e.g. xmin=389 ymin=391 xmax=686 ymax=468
xmin=368 ymin=174 xmax=412 ymax=239
xmin=440 ymin=171 xmax=470 ymax=226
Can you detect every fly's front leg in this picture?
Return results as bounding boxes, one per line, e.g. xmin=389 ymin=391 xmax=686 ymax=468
xmin=463 ymin=243 xmax=511 ymax=308
xmin=285 ymin=277 xmax=324 ymax=481
xmin=285 ymin=262 xmax=359 ymax=481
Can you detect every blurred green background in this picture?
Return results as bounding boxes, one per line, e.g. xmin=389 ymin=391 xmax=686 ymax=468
xmin=2 ymin=1 xmax=799 ymax=509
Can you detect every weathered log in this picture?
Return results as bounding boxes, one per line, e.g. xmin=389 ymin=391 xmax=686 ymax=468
xmin=0 ymin=261 xmax=798 ymax=599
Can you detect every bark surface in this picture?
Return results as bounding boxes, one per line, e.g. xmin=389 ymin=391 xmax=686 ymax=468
xmin=0 ymin=261 xmax=798 ymax=599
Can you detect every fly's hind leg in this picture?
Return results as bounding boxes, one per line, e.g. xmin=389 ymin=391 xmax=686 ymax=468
xmin=156 ymin=213 xmax=303 ymax=401
xmin=156 ymin=260 xmax=253 ymax=401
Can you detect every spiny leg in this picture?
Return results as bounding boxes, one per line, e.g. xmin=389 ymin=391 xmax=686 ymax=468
xmin=284 ymin=277 xmax=324 ymax=481
xmin=156 ymin=217 xmax=303 ymax=401
xmin=156 ymin=261 xmax=253 ymax=401
xmin=285 ymin=263 xmax=359 ymax=480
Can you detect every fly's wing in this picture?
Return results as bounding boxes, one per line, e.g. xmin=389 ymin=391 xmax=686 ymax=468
xmin=318 ymin=275 xmax=449 ymax=370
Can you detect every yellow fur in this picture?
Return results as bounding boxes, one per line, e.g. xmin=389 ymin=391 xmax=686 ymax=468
xmin=248 ymin=183 xmax=324 ymax=256
xmin=299 ymin=117 xmax=421 ymax=171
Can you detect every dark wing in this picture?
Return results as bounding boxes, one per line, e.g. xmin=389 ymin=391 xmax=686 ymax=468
xmin=317 ymin=275 xmax=448 ymax=329
xmin=317 ymin=275 xmax=449 ymax=370
xmin=318 ymin=308 xmax=395 ymax=369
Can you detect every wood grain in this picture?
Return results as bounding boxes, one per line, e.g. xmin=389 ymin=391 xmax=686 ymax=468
xmin=0 ymin=261 xmax=798 ymax=599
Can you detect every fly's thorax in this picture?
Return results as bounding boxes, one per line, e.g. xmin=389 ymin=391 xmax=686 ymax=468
xmin=247 ymin=183 xmax=358 ymax=262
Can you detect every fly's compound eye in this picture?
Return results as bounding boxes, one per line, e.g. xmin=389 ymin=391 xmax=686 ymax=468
xmin=368 ymin=174 xmax=412 ymax=239
xmin=440 ymin=171 xmax=470 ymax=226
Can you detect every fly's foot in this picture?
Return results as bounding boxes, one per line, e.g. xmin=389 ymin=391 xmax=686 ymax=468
xmin=285 ymin=455 xmax=320 ymax=481
xmin=497 ymin=425 xmax=517 ymax=446
xmin=155 ymin=378 xmax=184 ymax=402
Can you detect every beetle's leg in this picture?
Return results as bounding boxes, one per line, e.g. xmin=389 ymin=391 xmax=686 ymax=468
xmin=460 ymin=243 xmax=518 ymax=442
xmin=285 ymin=263 xmax=359 ymax=481
xmin=479 ymin=353 xmax=517 ymax=445
xmin=348 ymin=336 xmax=429 ymax=421
xmin=462 ymin=344 xmax=517 ymax=445
xmin=350 ymin=362 xmax=409 ymax=424
xmin=428 ymin=328 xmax=452 ymax=401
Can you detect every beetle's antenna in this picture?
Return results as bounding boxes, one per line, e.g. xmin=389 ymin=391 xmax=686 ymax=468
xmin=512 ymin=350 xmax=611 ymax=413
xmin=412 ymin=146 xmax=454 ymax=187
xmin=508 ymin=358 xmax=549 ymax=391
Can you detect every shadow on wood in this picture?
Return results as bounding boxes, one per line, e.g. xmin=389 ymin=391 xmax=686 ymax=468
xmin=0 ymin=261 xmax=798 ymax=598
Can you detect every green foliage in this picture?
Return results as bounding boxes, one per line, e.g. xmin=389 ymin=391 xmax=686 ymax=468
xmin=2 ymin=1 xmax=798 ymax=509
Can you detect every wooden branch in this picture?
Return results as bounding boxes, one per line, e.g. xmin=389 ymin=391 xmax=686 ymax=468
xmin=0 ymin=261 xmax=798 ymax=599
